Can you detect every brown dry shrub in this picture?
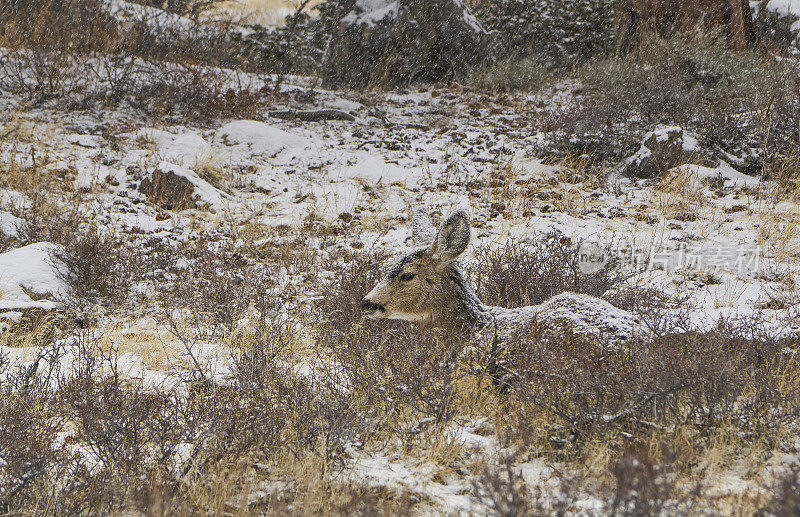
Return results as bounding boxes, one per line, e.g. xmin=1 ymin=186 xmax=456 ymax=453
xmin=52 ymin=224 xmax=140 ymax=309
xmin=0 ymin=0 xmax=266 ymax=121
xmin=546 ymin=30 xmax=800 ymax=168
xmin=504 ymin=317 xmax=797 ymax=456
xmin=0 ymin=0 xmax=118 ymax=52
xmin=469 ymin=232 xmax=625 ymax=308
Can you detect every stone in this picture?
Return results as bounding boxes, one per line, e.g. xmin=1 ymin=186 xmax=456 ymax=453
xmin=623 ymin=126 xmax=718 ymax=178
xmin=139 ymin=167 xmax=198 ymax=211
xmin=321 ymin=0 xmax=488 ymax=88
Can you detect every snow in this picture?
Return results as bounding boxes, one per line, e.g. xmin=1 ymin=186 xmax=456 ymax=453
xmin=756 ymin=0 xmax=800 ymax=31
xmin=342 ymin=449 xmax=475 ymax=513
xmin=763 ymin=0 xmax=800 ymax=18
xmin=670 ymin=163 xmax=761 ymax=188
xmin=66 ymin=133 xmax=102 ymax=148
xmin=126 ymin=128 xmax=212 ymax=165
xmin=103 ymin=0 xmax=195 ymax=31
xmin=0 ymin=242 xmax=67 ymax=311
xmin=324 ymin=97 xmax=364 ymax=113
xmin=342 ymin=0 xmax=398 ymax=26
xmin=163 ymin=133 xmax=212 ymax=164
xmin=214 ymin=120 xmax=314 ymax=157
xmin=0 ymin=210 xmax=23 ymax=238
xmin=328 ymin=154 xmax=415 ymax=185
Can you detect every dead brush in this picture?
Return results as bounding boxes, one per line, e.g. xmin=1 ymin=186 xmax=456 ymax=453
xmin=52 ymin=223 xmax=141 ymax=311
xmin=132 ymin=64 xmax=267 ymax=122
xmin=544 ymin=153 xmax=605 ymax=214
xmin=11 ymin=193 xmax=84 ymax=246
xmin=166 ymin=237 xmax=281 ymax=330
xmin=0 ymin=332 xmax=336 ymax=514
xmin=500 ymin=314 xmax=799 ymax=462
xmin=607 ymin=444 xmax=686 ymax=516
xmin=548 ymin=30 xmax=800 ymax=167
xmin=759 ymin=154 xmax=800 ymax=203
xmin=468 ymin=232 xmax=624 ymax=309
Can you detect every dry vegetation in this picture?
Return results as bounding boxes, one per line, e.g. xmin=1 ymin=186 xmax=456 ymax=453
xmin=1 ymin=0 xmax=800 ymax=514
xmin=3 ymin=221 xmax=797 ymax=513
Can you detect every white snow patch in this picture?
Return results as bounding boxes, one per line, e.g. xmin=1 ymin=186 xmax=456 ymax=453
xmin=328 ymin=154 xmax=415 ymax=185
xmin=0 ymin=211 xmax=23 ymax=238
xmin=0 ymin=242 xmax=67 ymax=310
xmin=342 ymin=0 xmax=398 ymax=25
xmin=668 ymin=163 xmax=760 ymax=188
xmin=66 ymin=134 xmax=102 ymax=148
xmin=162 ymin=133 xmax=212 ymax=164
xmin=214 ymin=120 xmax=313 ymax=157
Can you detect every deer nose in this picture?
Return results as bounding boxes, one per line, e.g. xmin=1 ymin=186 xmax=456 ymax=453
xmin=360 ymin=299 xmax=384 ymax=313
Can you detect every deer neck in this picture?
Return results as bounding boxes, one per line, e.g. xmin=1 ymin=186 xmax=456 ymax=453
xmin=438 ymin=263 xmax=494 ymax=331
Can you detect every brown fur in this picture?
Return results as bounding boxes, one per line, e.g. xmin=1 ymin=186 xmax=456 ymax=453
xmin=363 ymin=257 xmax=473 ymax=329
xmin=362 ymin=209 xmax=480 ymax=331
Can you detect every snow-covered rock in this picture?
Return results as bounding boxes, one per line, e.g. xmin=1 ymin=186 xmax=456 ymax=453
xmin=127 ymin=128 xmax=211 ymax=165
xmin=214 ymin=120 xmax=312 ymax=157
xmin=488 ymin=292 xmax=650 ymax=348
xmin=139 ymin=162 xmax=227 ymax=211
xmin=322 ymin=0 xmax=487 ymax=87
xmin=0 ymin=242 xmax=67 ymax=311
xmin=0 ymin=211 xmax=23 ymax=239
xmin=624 ymin=126 xmax=718 ymax=177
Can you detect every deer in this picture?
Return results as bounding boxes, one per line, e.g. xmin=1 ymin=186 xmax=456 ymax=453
xmin=361 ymin=208 xmax=647 ymax=348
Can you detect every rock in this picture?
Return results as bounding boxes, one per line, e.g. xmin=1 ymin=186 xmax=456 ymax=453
xmin=139 ymin=163 xmax=226 ymax=211
xmin=623 ymin=126 xmax=718 ymax=178
xmin=486 ymin=292 xmax=651 ymax=351
xmin=321 ymin=0 xmax=488 ymax=88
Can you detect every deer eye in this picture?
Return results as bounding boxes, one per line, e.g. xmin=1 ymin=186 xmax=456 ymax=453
xmin=399 ymin=272 xmax=415 ymax=281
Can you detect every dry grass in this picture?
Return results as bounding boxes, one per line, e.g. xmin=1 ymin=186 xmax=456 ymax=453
xmin=1 ymin=231 xmax=799 ymax=513
xmin=654 ymin=165 xmax=706 ymax=221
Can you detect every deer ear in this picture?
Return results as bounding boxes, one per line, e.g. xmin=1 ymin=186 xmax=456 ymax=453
xmin=411 ymin=207 xmax=436 ymax=246
xmin=429 ymin=209 xmax=470 ymax=265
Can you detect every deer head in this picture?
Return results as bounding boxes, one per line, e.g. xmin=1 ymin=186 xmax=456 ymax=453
xmin=360 ymin=208 xmax=475 ymax=326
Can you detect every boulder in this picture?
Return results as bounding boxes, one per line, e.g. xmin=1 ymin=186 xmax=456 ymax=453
xmin=139 ymin=163 xmax=225 ymax=211
xmin=321 ymin=0 xmax=488 ymax=88
xmin=624 ymin=126 xmax=718 ymax=178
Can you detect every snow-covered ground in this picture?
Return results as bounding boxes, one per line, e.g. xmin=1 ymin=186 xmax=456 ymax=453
xmin=1 ymin=70 xmax=799 ymax=512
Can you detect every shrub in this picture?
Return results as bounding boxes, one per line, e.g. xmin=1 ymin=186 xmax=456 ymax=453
xmin=548 ymin=30 xmax=800 ymax=166
xmin=0 ymin=0 xmax=268 ymax=121
xmin=753 ymin=5 xmax=800 ymax=55
xmin=469 ymin=232 xmax=624 ymax=308
xmin=470 ymin=58 xmax=551 ymax=93
xmin=234 ymin=1 xmax=337 ymax=77
xmin=51 ymin=224 xmax=140 ymax=310
xmin=474 ymin=0 xmax=615 ymax=67
xmin=504 ymin=316 xmax=798 ymax=455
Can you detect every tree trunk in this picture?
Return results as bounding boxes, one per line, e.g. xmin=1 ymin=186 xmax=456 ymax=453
xmin=615 ymin=0 xmax=757 ymax=55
